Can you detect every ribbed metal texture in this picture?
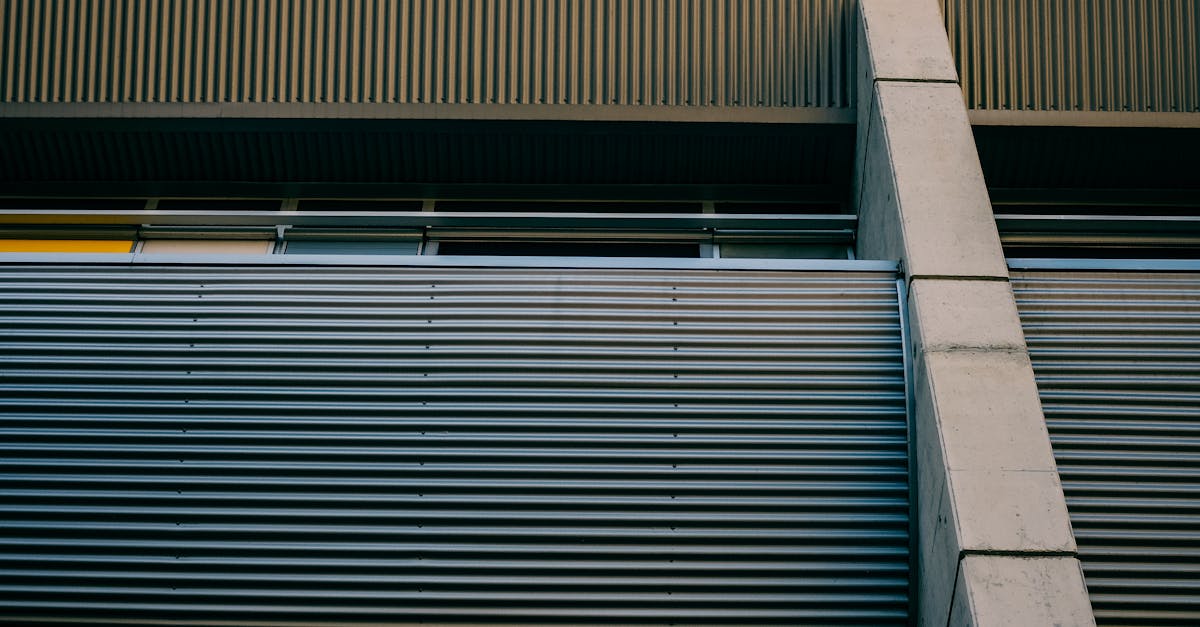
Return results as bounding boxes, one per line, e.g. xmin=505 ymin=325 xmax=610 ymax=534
xmin=0 ymin=263 xmax=909 ymax=624
xmin=1012 ymin=270 xmax=1200 ymax=625
xmin=0 ymin=0 xmax=857 ymax=108
xmin=943 ymin=0 xmax=1200 ymax=112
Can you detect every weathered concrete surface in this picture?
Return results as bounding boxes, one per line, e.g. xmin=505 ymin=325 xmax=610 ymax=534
xmin=856 ymin=82 xmax=1006 ymax=279
xmin=913 ymin=350 xmax=1061 ymax=476
xmin=913 ymin=349 xmax=1077 ymax=622
xmin=855 ymin=0 xmax=959 ymax=133
xmin=949 ymin=556 xmax=1096 ymax=627
xmin=854 ymin=0 xmax=1094 ymax=624
xmin=860 ymin=0 xmax=960 ymax=83
xmin=908 ymin=280 xmax=1027 ymax=352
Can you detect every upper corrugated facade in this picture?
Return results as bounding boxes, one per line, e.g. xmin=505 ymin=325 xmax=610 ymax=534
xmin=943 ymin=0 xmax=1199 ymax=113
xmin=0 ymin=0 xmax=857 ymax=109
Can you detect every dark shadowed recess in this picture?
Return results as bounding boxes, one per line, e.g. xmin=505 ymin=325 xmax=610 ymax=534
xmin=0 ymin=118 xmax=855 ymax=206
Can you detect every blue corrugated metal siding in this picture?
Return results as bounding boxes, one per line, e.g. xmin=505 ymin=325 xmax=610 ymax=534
xmin=0 ymin=262 xmax=909 ymax=624
xmin=1012 ymin=269 xmax=1200 ymax=625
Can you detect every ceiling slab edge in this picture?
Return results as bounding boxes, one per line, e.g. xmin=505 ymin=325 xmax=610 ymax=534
xmin=969 ymin=110 xmax=1200 ymax=129
xmin=0 ymin=102 xmax=855 ymax=126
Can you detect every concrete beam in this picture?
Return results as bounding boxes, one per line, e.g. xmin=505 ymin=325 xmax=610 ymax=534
xmin=856 ymin=83 xmax=1007 ymax=279
xmin=0 ymin=101 xmax=856 ymax=125
xmin=949 ymin=556 xmax=1095 ymax=627
xmin=853 ymin=1 xmax=1094 ymax=625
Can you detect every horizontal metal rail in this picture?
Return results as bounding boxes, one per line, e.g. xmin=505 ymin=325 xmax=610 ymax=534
xmin=0 ymin=253 xmax=896 ymax=273
xmin=996 ymin=215 xmax=1200 ymax=235
xmin=1008 ymin=259 xmax=1200 ymax=272
xmin=0 ymin=210 xmax=856 ymax=230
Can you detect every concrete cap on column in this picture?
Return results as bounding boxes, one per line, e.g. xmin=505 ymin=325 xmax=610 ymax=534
xmin=859 ymin=0 xmax=960 ymax=83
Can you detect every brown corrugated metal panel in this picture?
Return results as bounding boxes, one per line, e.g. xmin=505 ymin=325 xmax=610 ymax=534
xmin=943 ymin=0 xmax=1199 ymax=113
xmin=0 ymin=0 xmax=857 ymax=109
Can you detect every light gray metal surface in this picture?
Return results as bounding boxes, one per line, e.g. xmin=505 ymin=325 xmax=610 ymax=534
xmin=943 ymin=0 xmax=1200 ymax=113
xmin=0 ymin=0 xmax=857 ymax=109
xmin=0 ymin=261 xmax=909 ymax=624
xmin=1011 ymin=268 xmax=1200 ymax=625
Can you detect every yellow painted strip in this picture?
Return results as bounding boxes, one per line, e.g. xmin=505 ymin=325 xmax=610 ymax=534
xmin=0 ymin=239 xmax=133 ymax=253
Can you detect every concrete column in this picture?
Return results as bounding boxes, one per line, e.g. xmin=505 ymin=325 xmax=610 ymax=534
xmin=852 ymin=1 xmax=1095 ymax=625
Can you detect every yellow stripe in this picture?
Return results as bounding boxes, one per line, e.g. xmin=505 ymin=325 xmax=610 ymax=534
xmin=0 ymin=240 xmax=134 ymax=253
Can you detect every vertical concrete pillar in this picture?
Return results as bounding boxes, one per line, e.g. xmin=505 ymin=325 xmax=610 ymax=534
xmin=853 ymin=1 xmax=1095 ymax=625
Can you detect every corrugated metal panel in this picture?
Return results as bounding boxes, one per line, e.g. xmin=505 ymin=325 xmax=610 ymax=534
xmin=0 ymin=262 xmax=910 ymax=624
xmin=1012 ymin=269 xmax=1200 ymax=625
xmin=0 ymin=0 xmax=857 ymax=109
xmin=943 ymin=0 xmax=1200 ymax=113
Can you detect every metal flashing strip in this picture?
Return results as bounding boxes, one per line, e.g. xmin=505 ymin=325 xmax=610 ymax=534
xmin=969 ymin=111 xmax=1200 ymax=128
xmin=0 ymin=184 xmax=841 ymax=203
xmin=996 ymin=216 xmax=1200 ymax=234
xmin=0 ymin=211 xmax=857 ymax=231
xmin=0 ymin=102 xmax=857 ymax=125
xmin=990 ymin=190 xmax=1200 ymax=210
xmin=998 ymin=217 xmax=1200 ymax=256
xmin=0 ymin=253 xmax=898 ymax=273
xmin=1008 ymin=259 xmax=1200 ymax=272
xmin=426 ymin=228 xmax=712 ymax=242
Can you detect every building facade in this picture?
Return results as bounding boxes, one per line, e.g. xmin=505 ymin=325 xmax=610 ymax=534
xmin=0 ymin=1 xmax=1197 ymax=624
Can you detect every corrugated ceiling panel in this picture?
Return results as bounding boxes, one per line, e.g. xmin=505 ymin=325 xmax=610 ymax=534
xmin=944 ymin=0 xmax=1200 ymax=113
xmin=1012 ymin=269 xmax=1200 ymax=625
xmin=0 ymin=121 xmax=856 ymax=188
xmin=0 ymin=0 xmax=857 ymax=109
xmin=974 ymin=126 xmax=1200 ymax=191
xmin=0 ymin=262 xmax=909 ymax=624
